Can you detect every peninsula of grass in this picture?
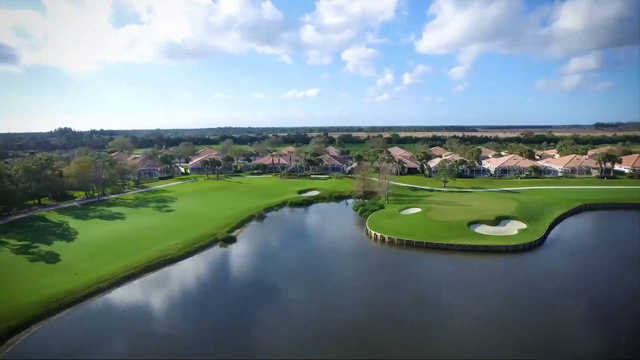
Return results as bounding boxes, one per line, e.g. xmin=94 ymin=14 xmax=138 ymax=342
xmin=367 ymin=186 xmax=640 ymax=247
xmin=0 ymin=176 xmax=351 ymax=345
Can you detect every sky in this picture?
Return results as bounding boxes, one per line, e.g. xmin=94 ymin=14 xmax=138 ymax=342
xmin=0 ymin=0 xmax=639 ymax=132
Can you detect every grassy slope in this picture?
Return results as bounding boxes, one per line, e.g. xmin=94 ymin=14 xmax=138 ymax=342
xmin=394 ymin=175 xmax=640 ymax=189
xmin=0 ymin=176 xmax=351 ymax=341
xmin=368 ymin=186 xmax=640 ymax=245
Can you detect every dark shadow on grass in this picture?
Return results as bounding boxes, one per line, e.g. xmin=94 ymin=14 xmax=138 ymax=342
xmin=0 ymin=215 xmax=78 ymax=264
xmin=59 ymin=206 xmax=126 ymax=221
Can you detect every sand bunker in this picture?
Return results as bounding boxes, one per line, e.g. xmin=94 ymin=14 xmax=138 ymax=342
xmin=300 ymin=190 xmax=320 ymax=197
xmin=470 ymin=220 xmax=527 ymax=236
xmin=400 ymin=208 xmax=422 ymax=215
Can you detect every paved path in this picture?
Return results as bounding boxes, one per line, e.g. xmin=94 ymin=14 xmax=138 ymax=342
xmin=386 ymin=179 xmax=640 ymax=192
xmin=0 ymin=179 xmax=194 ymax=225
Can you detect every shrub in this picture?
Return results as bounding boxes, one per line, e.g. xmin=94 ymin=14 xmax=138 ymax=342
xmin=353 ymin=198 xmax=385 ymax=218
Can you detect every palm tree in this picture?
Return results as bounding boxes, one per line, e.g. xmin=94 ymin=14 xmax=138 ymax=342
xmin=602 ymin=152 xmax=621 ymax=177
xmin=594 ymin=153 xmax=606 ymax=177
xmin=416 ymin=150 xmax=433 ymax=177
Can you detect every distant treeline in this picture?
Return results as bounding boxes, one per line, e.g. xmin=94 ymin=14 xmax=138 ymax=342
xmin=1 ymin=124 xmax=639 ymax=156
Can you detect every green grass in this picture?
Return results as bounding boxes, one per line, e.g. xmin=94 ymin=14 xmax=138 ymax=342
xmin=367 ymin=186 xmax=640 ymax=245
xmin=394 ymin=175 xmax=640 ymax=189
xmin=0 ymin=176 xmax=351 ymax=342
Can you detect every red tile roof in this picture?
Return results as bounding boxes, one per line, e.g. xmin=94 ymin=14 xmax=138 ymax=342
xmin=388 ymin=146 xmax=420 ymax=169
xmin=189 ymin=150 xmax=220 ymax=167
xmin=430 ymin=146 xmax=448 ymax=157
xmin=479 ymin=147 xmax=497 ymax=158
xmin=325 ymin=146 xmax=341 ymax=157
xmin=484 ymin=154 xmax=539 ymax=169
xmin=254 ymin=154 xmax=292 ymax=166
xmin=619 ymin=154 xmax=640 ymax=168
xmin=587 ymin=146 xmax=616 ymax=157
xmin=540 ymin=154 xmax=596 ymax=169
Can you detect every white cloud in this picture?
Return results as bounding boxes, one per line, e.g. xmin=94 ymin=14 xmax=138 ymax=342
xmin=212 ymin=92 xmax=232 ymax=99
xmin=375 ymin=68 xmax=394 ymax=88
xmin=414 ymin=0 xmax=640 ymax=80
xmin=252 ymin=92 xmax=266 ymax=99
xmin=425 ymin=96 xmax=445 ymax=103
xmin=593 ymin=81 xmax=613 ymax=91
xmin=453 ymin=82 xmax=468 ymax=92
xmin=341 ymin=46 xmax=378 ymax=76
xmin=402 ymin=64 xmax=431 ymax=86
xmin=300 ymin=0 xmax=398 ymax=65
xmin=282 ymin=88 xmax=320 ymax=99
xmin=374 ymin=93 xmax=390 ymax=102
xmin=0 ymin=0 xmax=295 ymax=71
xmin=562 ymin=51 xmax=603 ymax=74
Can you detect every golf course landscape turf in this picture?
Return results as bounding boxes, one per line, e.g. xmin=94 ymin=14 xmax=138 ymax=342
xmin=367 ymin=186 xmax=640 ymax=245
xmin=1 ymin=174 xmax=640 ymax=348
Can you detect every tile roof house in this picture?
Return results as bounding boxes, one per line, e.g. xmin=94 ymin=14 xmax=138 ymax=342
xmin=615 ymin=154 xmax=640 ymax=174
xmin=252 ymin=146 xmax=297 ymax=172
xmin=319 ymin=146 xmax=350 ymax=172
xmin=111 ymin=152 xmax=166 ymax=179
xmin=587 ymin=146 xmax=617 ymax=159
xmin=429 ymin=146 xmax=448 ymax=157
xmin=188 ymin=148 xmax=221 ymax=174
xmin=479 ymin=147 xmax=497 ymax=160
xmin=539 ymin=154 xmax=597 ymax=176
xmin=482 ymin=154 xmax=545 ymax=177
xmin=535 ymin=149 xmax=559 ymax=160
xmin=387 ymin=146 xmax=420 ymax=174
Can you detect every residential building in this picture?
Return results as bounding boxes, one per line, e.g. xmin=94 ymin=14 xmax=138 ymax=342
xmin=479 ymin=147 xmax=497 ymax=160
xmin=587 ymin=146 xmax=617 ymax=159
xmin=539 ymin=154 xmax=597 ymax=176
xmin=615 ymin=154 xmax=640 ymax=174
xmin=387 ymin=146 xmax=420 ymax=174
xmin=429 ymin=146 xmax=448 ymax=157
xmin=188 ymin=148 xmax=221 ymax=174
xmin=482 ymin=154 xmax=546 ymax=177
xmin=535 ymin=149 xmax=559 ymax=160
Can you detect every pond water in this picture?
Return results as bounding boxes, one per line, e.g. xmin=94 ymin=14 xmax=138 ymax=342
xmin=6 ymin=202 xmax=640 ymax=358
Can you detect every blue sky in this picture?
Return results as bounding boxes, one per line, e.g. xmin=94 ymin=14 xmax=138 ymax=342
xmin=0 ymin=0 xmax=639 ymax=132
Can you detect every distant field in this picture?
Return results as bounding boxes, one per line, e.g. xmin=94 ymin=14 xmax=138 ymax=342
xmin=311 ymin=129 xmax=640 ymax=138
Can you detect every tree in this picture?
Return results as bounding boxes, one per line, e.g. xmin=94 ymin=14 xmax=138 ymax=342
xmin=366 ymin=136 xmax=386 ymax=152
xmin=65 ymin=155 xmax=95 ymax=197
xmin=436 ymin=159 xmax=457 ymax=188
xmin=309 ymin=136 xmax=327 ymax=155
xmin=229 ymin=146 xmax=247 ymax=170
xmin=108 ymin=136 xmax=134 ymax=153
xmin=594 ymin=152 xmax=607 ymax=177
xmin=445 ymin=138 xmax=461 ymax=153
xmin=252 ymin=141 xmax=270 ymax=156
xmin=462 ymin=146 xmax=481 ymax=165
xmin=0 ymin=162 xmax=22 ymax=215
xmin=557 ymin=139 xmax=578 ymax=156
xmin=377 ymin=161 xmax=393 ymax=204
xmin=14 ymin=154 xmax=65 ymax=205
xmin=202 ymin=158 xmax=221 ymax=180
xmin=528 ymin=165 xmax=542 ymax=178
xmin=219 ymin=139 xmax=234 ymax=157
xmin=601 ymin=151 xmax=621 ymax=177
xmin=174 ymin=142 xmax=195 ymax=163
xmin=353 ymin=162 xmax=372 ymax=198
xmin=158 ymin=153 xmax=176 ymax=176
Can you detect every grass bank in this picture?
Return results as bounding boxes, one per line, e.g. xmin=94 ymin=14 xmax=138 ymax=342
xmin=0 ymin=176 xmax=352 ymax=346
xmin=367 ymin=186 xmax=640 ymax=246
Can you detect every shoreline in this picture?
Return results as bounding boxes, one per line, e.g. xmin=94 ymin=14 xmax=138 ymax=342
xmin=0 ymin=191 xmax=350 ymax=355
xmin=365 ymin=202 xmax=640 ymax=252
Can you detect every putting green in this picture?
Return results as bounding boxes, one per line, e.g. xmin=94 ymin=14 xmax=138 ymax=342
xmin=367 ymin=187 xmax=640 ymax=246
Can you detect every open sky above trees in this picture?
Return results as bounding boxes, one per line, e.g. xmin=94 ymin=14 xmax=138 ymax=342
xmin=1 ymin=0 xmax=639 ymax=132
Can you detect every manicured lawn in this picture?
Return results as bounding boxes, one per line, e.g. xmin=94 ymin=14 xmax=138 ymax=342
xmin=394 ymin=175 xmax=640 ymax=189
xmin=0 ymin=176 xmax=351 ymax=342
xmin=367 ymin=186 xmax=640 ymax=245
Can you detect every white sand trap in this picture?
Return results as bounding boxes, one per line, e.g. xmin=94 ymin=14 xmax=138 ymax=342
xmin=470 ymin=220 xmax=527 ymax=236
xmin=400 ymin=207 xmax=422 ymax=215
xmin=300 ymin=190 xmax=320 ymax=196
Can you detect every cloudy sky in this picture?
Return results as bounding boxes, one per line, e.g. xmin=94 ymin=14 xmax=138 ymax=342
xmin=1 ymin=0 xmax=639 ymax=132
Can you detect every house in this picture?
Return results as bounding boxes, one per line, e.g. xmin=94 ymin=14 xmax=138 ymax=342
xmin=479 ymin=147 xmax=497 ymax=160
xmin=253 ymin=146 xmax=296 ymax=172
xmin=387 ymin=146 xmax=420 ymax=174
xmin=539 ymin=154 xmax=597 ymax=176
xmin=429 ymin=146 xmax=448 ymax=157
xmin=111 ymin=152 xmax=167 ymax=180
xmin=615 ymin=154 xmax=640 ymax=174
xmin=535 ymin=149 xmax=559 ymax=160
xmin=319 ymin=146 xmax=350 ymax=173
xmin=587 ymin=146 xmax=617 ymax=159
xmin=482 ymin=154 xmax=545 ymax=177
xmin=188 ymin=148 xmax=221 ymax=174
xmin=429 ymin=153 xmax=487 ymax=177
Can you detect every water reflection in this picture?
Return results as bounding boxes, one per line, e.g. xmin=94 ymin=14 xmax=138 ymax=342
xmin=6 ymin=203 xmax=640 ymax=359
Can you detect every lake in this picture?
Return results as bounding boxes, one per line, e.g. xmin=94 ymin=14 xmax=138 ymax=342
xmin=6 ymin=201 xmax=640 ymax=358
